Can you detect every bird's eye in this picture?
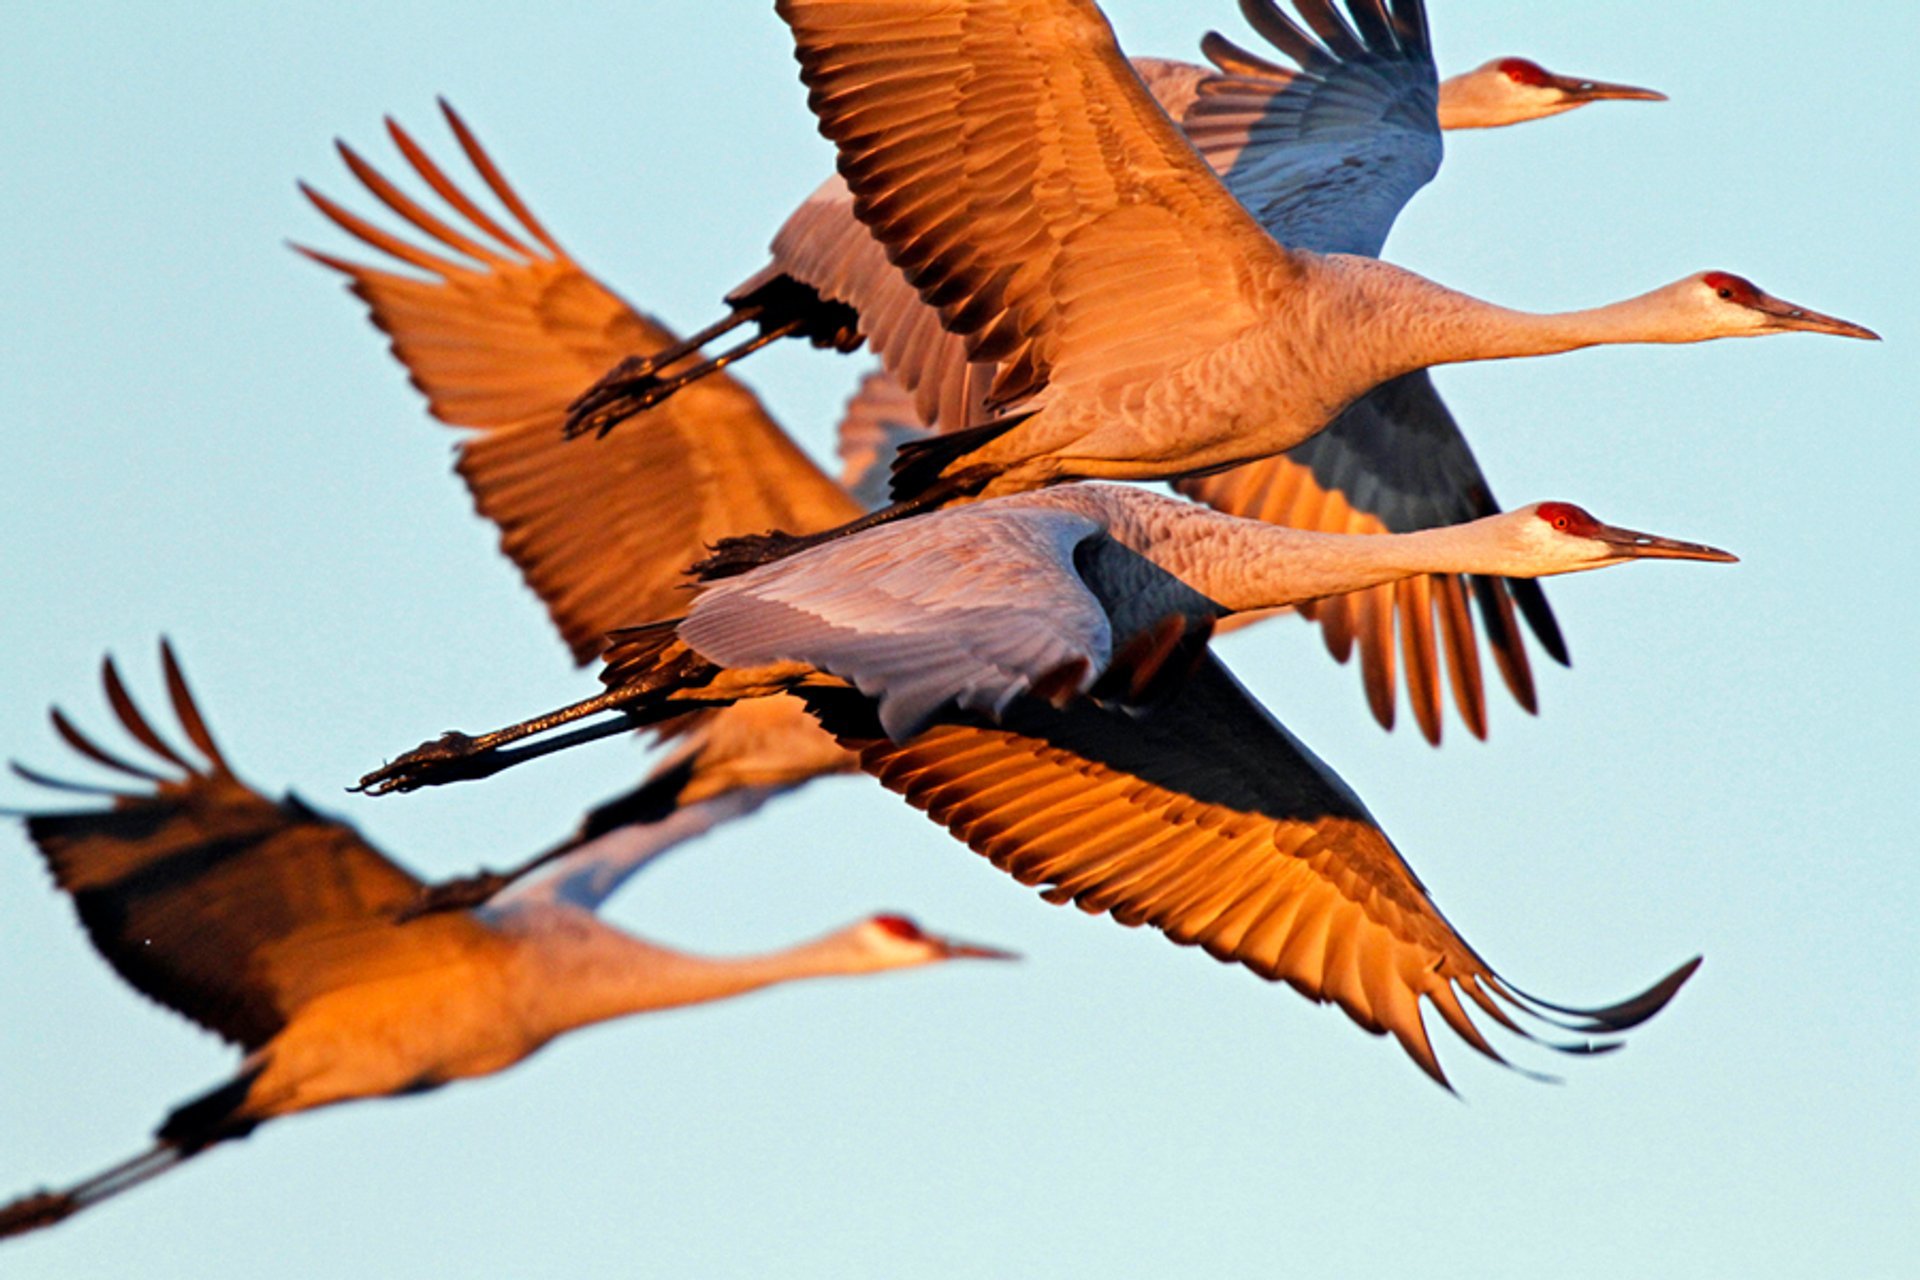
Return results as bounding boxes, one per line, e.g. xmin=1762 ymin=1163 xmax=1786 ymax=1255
xmin=1553 ymin=515 xmax=1570 ymax=530
xmin=1717 ymin=287 xmax=1733 ymax=300
xmin=873 ymin=914 xmax=923 ymax=941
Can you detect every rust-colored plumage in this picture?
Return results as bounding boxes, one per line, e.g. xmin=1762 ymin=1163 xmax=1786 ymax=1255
xmin=801 ymin=655 xmax=1699 ymax=1089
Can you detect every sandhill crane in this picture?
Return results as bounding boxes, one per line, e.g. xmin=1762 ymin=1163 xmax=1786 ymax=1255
xmin=0 ymin=646 xmax=1010 ymax=1239
xmin=573 ymin=3 xmax=1669 ymax=431
xmin=576 ymin=0 xmax=1869 ymax=583
xmin=562 ymin=0 xmax=1864 ymax=744
xmin=351 ymin=492 xmax=1715 ymax=1087
xmin=355 ymin=483 xmax=1735 ymax=794
xmin=302 ymin=76 xmax=1616 ymax=756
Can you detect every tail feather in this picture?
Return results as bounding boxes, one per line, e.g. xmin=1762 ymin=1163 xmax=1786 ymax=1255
xmin=597 ymin=619 xmax=697 ymax=690
xmin=156 ymin=1066 xmax=263 ymax=1148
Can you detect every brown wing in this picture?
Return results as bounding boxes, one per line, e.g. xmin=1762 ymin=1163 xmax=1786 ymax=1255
xmin=802 ymin=655 xmax=1694 ymax=1088
xmin=298 ymin=102 xmax=859 ymax=660
xmin=757 ymin=177 xmax=991 ymax=433
xmin=1178 ymin=371 xmax=1567 ymax=744
xmin=13 ymin=646 xmax=454 ymax=1050
xmin=775 ymin=0 xmax=1290 ymax=413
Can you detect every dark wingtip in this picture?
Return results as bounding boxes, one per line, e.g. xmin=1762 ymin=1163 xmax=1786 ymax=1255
xmin=1520 ymin=955 xmax=1703 ymax=1034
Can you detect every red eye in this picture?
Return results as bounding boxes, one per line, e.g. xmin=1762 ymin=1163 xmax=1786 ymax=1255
xmin=1536 ymin=502 xmax=1597 ymax=535
xmin=1497 ymin=58 xmax=1552 ymax=87
xmin=872 ymin=914 xmax=923 ymax=941
xmin=1701 ymin=271 xmax=1758 ymax=304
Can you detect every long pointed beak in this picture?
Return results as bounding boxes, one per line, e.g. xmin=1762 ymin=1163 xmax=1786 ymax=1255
xmin=1552 ymin=75 xmax=1667 ymax=104
xmin=936 ymin=937 xmax=1021 ymax=961
xmin=1592 ymin=524 xmax=1739 ymax=564
xmin=1755 ymin=293 xmax=1881 ymax=340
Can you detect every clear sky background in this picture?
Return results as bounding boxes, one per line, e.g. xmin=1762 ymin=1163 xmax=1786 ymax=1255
xmin=2 ymin=3 xmax=1915 ymax=1276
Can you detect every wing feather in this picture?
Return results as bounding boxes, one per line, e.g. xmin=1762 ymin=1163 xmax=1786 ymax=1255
xmin=1182 ymin=371 xmax=1563 ymax=742
xmin=16 ymin=652 xmax=469 ymax=1050
xmin=301 ymin=104 xmax=859 ymax=660
xmin=773 ymin=0 xmax=1289 ymax=409
xmin=681 ymin=503 xmax=1115 ymax=739
xmin=803 ymin=655 xmax=1695 ymax=1087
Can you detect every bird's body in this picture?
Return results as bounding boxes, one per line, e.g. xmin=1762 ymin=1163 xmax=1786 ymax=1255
xmin=0 ymin=649 xmax=1006 ymax=1237
xmin=579 ymin=2 xmax=1673 ymax=437
xmin=767 ymin=0 xmax=1868 ymax=505
xmin=357 ymin=495 xmax=1716 ymax=1088
xmin=358 ymin=482 xmax=1735 ymax=789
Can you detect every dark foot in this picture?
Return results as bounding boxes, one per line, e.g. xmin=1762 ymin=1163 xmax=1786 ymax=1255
xmin=563 ymin=355 xmax=665 ymax=440
xmin=397 ymin=869 xmax=515 ymax=921
xmin=691 ymin=529 xmax=812 ymax=580
xmin=0 ymin=1190 xmax=73 ymax=1238
xmin=354 ymin=731 xmax=506 ymax=796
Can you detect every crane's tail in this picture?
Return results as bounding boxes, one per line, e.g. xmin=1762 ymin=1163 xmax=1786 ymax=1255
xmin=0 ymin=1143 xmax=194 ymax=1240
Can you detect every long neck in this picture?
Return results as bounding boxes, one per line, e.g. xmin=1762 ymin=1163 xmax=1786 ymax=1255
xmin=1319 ymin=258 xmax=1702 ymax=378
xmin=1138 ymin=509 xmax=1527 ymax=615
xmin=509 ymin=914 xmax=878 ymax=1038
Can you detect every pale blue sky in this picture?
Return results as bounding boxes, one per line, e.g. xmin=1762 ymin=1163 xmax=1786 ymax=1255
xmin=2 ymin=3 xmax=1915 ymax=1277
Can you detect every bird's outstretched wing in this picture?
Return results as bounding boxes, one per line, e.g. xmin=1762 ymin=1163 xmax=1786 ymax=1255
xmin=1179 ymin=0 xmax=1440 ymax=257
xmin=679 ymin=501 xmax=1125 ymax=739
xmin=803 ymin=654 xmax=1697 ymax=1087
xmin=1182 ymin=371 xmax=1567 ymax=742
xmin=10 ymin=646 xmax=445 ymax=1050
xmin=299 ymin=101 xmax=859 ymax=660
xmin=773 ymin=0 xmax=1291 ymax=415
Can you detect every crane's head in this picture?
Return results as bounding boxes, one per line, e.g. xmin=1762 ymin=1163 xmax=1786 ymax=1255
xmin=851 ymin=913 xmax=1020 ymax=968
xmin=1500 ymin=502 xmax=1738 ymax=575
xmin=1438 ymin=57 xmax=1665 ymax=130
xmin=1658 ymin=272 xmax=1881 ymax=341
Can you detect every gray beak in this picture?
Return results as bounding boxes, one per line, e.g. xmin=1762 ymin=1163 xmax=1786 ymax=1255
xmin=936 ymin=936 xmax=1021 ymax=961
xmin=1755 ymin=293 xmax=1881 ymax=341
xmin=1591 ymin=523 xmax=1739 ymax=564
xmin=1552 ymin=74 xmax=1668 ymax=104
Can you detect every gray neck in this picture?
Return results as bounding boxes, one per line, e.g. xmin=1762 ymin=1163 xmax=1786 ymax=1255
xmin=1116 ymin=506 xmax=1521 ymax=614
xmin=507 ymin=914 xmax=872 ymax=1038
xmin=1318 ymin=258 xmax=1700 ymax=379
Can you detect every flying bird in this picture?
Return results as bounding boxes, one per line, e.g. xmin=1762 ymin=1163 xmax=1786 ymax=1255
xmin=601 ymin=0 xmax=1869 ymax=584
xmin=572 ymin=2 xmax=1670 ymax=431
xmin=0 ymin=646 xmax=1010 ymax=1239
xmin=567 ymin=0 xmax=1864 ymax=742
xmin=355 ymin=484 xmax=1735 ymax=794
xmin=353 ymin=492 xmax=1715 ymax=1087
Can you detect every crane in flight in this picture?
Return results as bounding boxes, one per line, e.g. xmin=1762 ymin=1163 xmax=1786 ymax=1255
xmin=355 ymin=482 xmax=1735 ymax=796
xmin=571 ymin=2 xmax=1669 ymax=431
xmin=575 ymin=0 xmax=1869 ymax=585
xmin=353 ymin=492 xmax=1716 ymax=1088
xmin=0 ymin=646 xmax=1010 ymax=1239
xmin=298 ymin=102 xmax=1595 ymax=914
